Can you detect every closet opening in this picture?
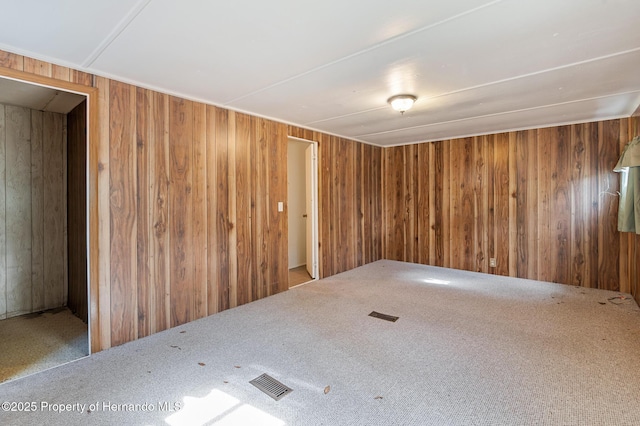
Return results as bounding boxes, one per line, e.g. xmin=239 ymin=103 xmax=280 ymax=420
xmin=0 ymin=75 xmax=89 ymax=383
xmin=287 ymin=137 xmax=318 ymax=287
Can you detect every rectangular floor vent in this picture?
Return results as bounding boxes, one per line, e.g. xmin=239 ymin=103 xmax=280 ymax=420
xmin=250 ymin=373 xmax=293 ymax=401
xmin=369 ymin=311 xmax=399 ymax=322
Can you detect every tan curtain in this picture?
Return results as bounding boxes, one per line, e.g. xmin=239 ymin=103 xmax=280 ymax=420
xmin=614 ymin=135 xmax=640 ymax=234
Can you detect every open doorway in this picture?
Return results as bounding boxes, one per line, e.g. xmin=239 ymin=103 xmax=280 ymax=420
xmin=287 ymin=137 xmax=318 ymax=288
xmin=0 ymin=76 xmax=89 ymax=383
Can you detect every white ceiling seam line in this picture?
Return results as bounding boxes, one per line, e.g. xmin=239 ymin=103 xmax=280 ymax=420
xmin=35 ymin=60 xmax=380 ymax=147
xmin=380 ymin=113 xmax=634 ymax=148
xmin=353 ymin=90 xmax=640 ymax=138
xmin=303 ymin=106 xmax=389 ymax=126
xmin=305 ymin=46 xmax=640 ymax=127
xmin=80 ymin=0 xmax=153 ymax=68
xmin=223 ymin=0 xmax=504 ymax=105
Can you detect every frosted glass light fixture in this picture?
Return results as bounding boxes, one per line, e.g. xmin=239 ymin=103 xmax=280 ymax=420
xmin=388 ymin=94 xmax=417 ymax=114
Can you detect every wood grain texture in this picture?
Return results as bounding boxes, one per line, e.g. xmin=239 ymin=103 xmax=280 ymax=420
xmin=629 ymin=115 xmax=640 ymax=304
xmin=384 ymin=120 xmax=635 ymax=292
xmin=23 ymin=58 xmax=51 ymax=77
xmin=169 ymin=97 xmax=194 ymax=327
xmin=150 ymin=91 xmax=170 ymax=333
xmin=31 ymin=110 xmax=44 ymax=311
xmin=227 ymin=112 xmax=238 ymax=308
xmin=46 ymin=116 xmax=67 ymax=309
xmin=192 ymin=102 xmax=207 ymax=318
xmin=67 ymin=101 xmax=88 ymax=322
xmin=254 ymin=118 xmax=269 ymax=299
xmin=215 ymin=108 xmax=230 ymax=312
xmin=94 ymin=75 xmax=111 ymax=351
xmin=0 ymin=105 xmax=5 ymax=319
xmin=135 ymin=89 xmax=151 ymax=337
xmin=0 ymin=51 xmax=23 ymax=70
xmin=3 ymin=49 xmax=636 ymax=355
xmin=109 ymin=80 xmax=137 ymax=346
xmin=274 ymin=121 xmax=288 ymax=294
xmin=0 ymin=105 xmax=66 ymax=318
xmin=234 ymin=113 xmax=252 ymax=306
xmin=5 ymin=106 xmax=32 ymax=317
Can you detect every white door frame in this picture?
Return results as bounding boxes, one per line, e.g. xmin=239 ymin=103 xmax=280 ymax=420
xmin=0 ymin=72 xmax=92 ymax=354
xmin=288 ymin=136 xmax=319 ymax=281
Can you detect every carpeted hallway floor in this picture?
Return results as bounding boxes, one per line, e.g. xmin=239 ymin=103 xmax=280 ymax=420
xmin=1 ymin=260 xmax=639 ymax=425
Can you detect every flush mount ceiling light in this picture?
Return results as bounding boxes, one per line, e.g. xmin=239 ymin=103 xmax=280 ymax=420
xmin=387 ymin=94 xmax=417 ymax=114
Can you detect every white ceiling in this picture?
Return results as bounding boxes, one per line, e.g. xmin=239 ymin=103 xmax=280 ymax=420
xmin=1 ymin=0 xmax=639 ymax=146
xmin=0 ymin=77 xmax=85 ymax=114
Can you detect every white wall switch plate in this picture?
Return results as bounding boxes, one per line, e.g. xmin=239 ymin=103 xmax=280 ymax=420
xmin=278 ymin=201 xmax=284 ymax=212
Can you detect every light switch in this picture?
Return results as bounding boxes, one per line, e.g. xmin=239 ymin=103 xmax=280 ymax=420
xmin=278 ymin=201 xmax=284 ymax=212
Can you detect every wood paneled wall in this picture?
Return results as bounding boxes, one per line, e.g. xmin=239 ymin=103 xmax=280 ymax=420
xmin=3 ymin=48 xmax=637 ymax=352
xmin=106 ymin=84 xmax=289 ymax=346
xmin=0 ymin=50 xmax=380 ymax=352
xmin=383 ymin=119 xmax=639 ymax=293
xmin=67 ymin=100 xmax=88 ymax=322
xmin=627 ymin=115 xmax=640 ymax=304
xmin=288 ymin=126 xmax=383 ymax=278
xmin=0 ymin=103 xmax=66 ymax=319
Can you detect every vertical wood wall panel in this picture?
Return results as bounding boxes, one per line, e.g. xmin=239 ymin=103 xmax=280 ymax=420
xmin=629 ymin=115 xmax=640 ymax=304
xmin=598 ymin=121 xmax=621 ymax=291
xmin=3 ymin=49 xmax=636 ymax=355
xmin=151 ymin=92 xmax=170 ymax=333
xmin=109 ymin=81 xmax=137 ymax=346
xmin=250 ymin=118 xmax=263 ymax=300
xmin=384 ymin=119 xmax=637 ymax=292
xmin=169 ymin=97 xmax=194 ymax=327
xmin=192 ymin=102 xmax=207 ymax=318
xmin=227 ymin=112 xmax=238 ymax=308
xmin=44 ymin=112 xmax=66 ymax=308
xmin=95 ymin=75 xmax=111 ymax=351
xmin=274 ymin=121 xmax=288 ymax=294
xmin=6 ymin=106 xmax=32 ymax=316
xmin=0 ymin=105 xmax=5 ymax=319
xmin=135 ymin=88 xmax=151 ymax=338
xmin=67 ymin=101 xmax=88 ymax=322
xmin=31 ymin=110 xmax=44 ymax=311
xmin=235 ymin=113 xmax=252 ymax=306
xmin=0 ymin=103 xmax=66 ymax=319
xmin=214 ymin=108 xmax=230 ymax=312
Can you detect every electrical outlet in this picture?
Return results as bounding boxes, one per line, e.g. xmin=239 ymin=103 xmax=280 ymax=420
xmin=489 ymin=258 xmax=497 ymax=268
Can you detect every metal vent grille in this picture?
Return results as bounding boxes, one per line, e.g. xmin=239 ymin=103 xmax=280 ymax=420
xmin=250 ymin=374 xmax=293 ymax=401
xmin=369 ymin=311 xmax=399 ymax=322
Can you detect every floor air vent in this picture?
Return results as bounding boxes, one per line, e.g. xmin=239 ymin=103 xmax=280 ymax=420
xmin=369 ymin=311 xmax=399 ymax=322
xmin=250 ymin=373 xmax=293 ymax=401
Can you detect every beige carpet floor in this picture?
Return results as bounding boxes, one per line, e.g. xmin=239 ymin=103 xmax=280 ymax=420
xmin=0 ymin=307 xmax=88 ymax=383
xmin=1 ymin=260 xmax=639 ymax=425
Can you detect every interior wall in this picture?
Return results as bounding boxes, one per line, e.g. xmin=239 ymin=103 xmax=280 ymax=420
xmin=383 ymin=119 xmax=638 ymax=293
xmin=107 ymin=85 xmax=292 ymax=346
xmin=0 ymin=49 xmax=386 ymax=352
xmin=288 ymin=127 xmax=383 ymax=278
xmin=287 ymin=140 xmax=306 ymax=269
xmin=0 ymin=102 xmax=67 ymax=319
xmin=628 ymin=114 xmax=640 ymax=304
xmin=67 ymin=100 xmax=87 ymax=322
